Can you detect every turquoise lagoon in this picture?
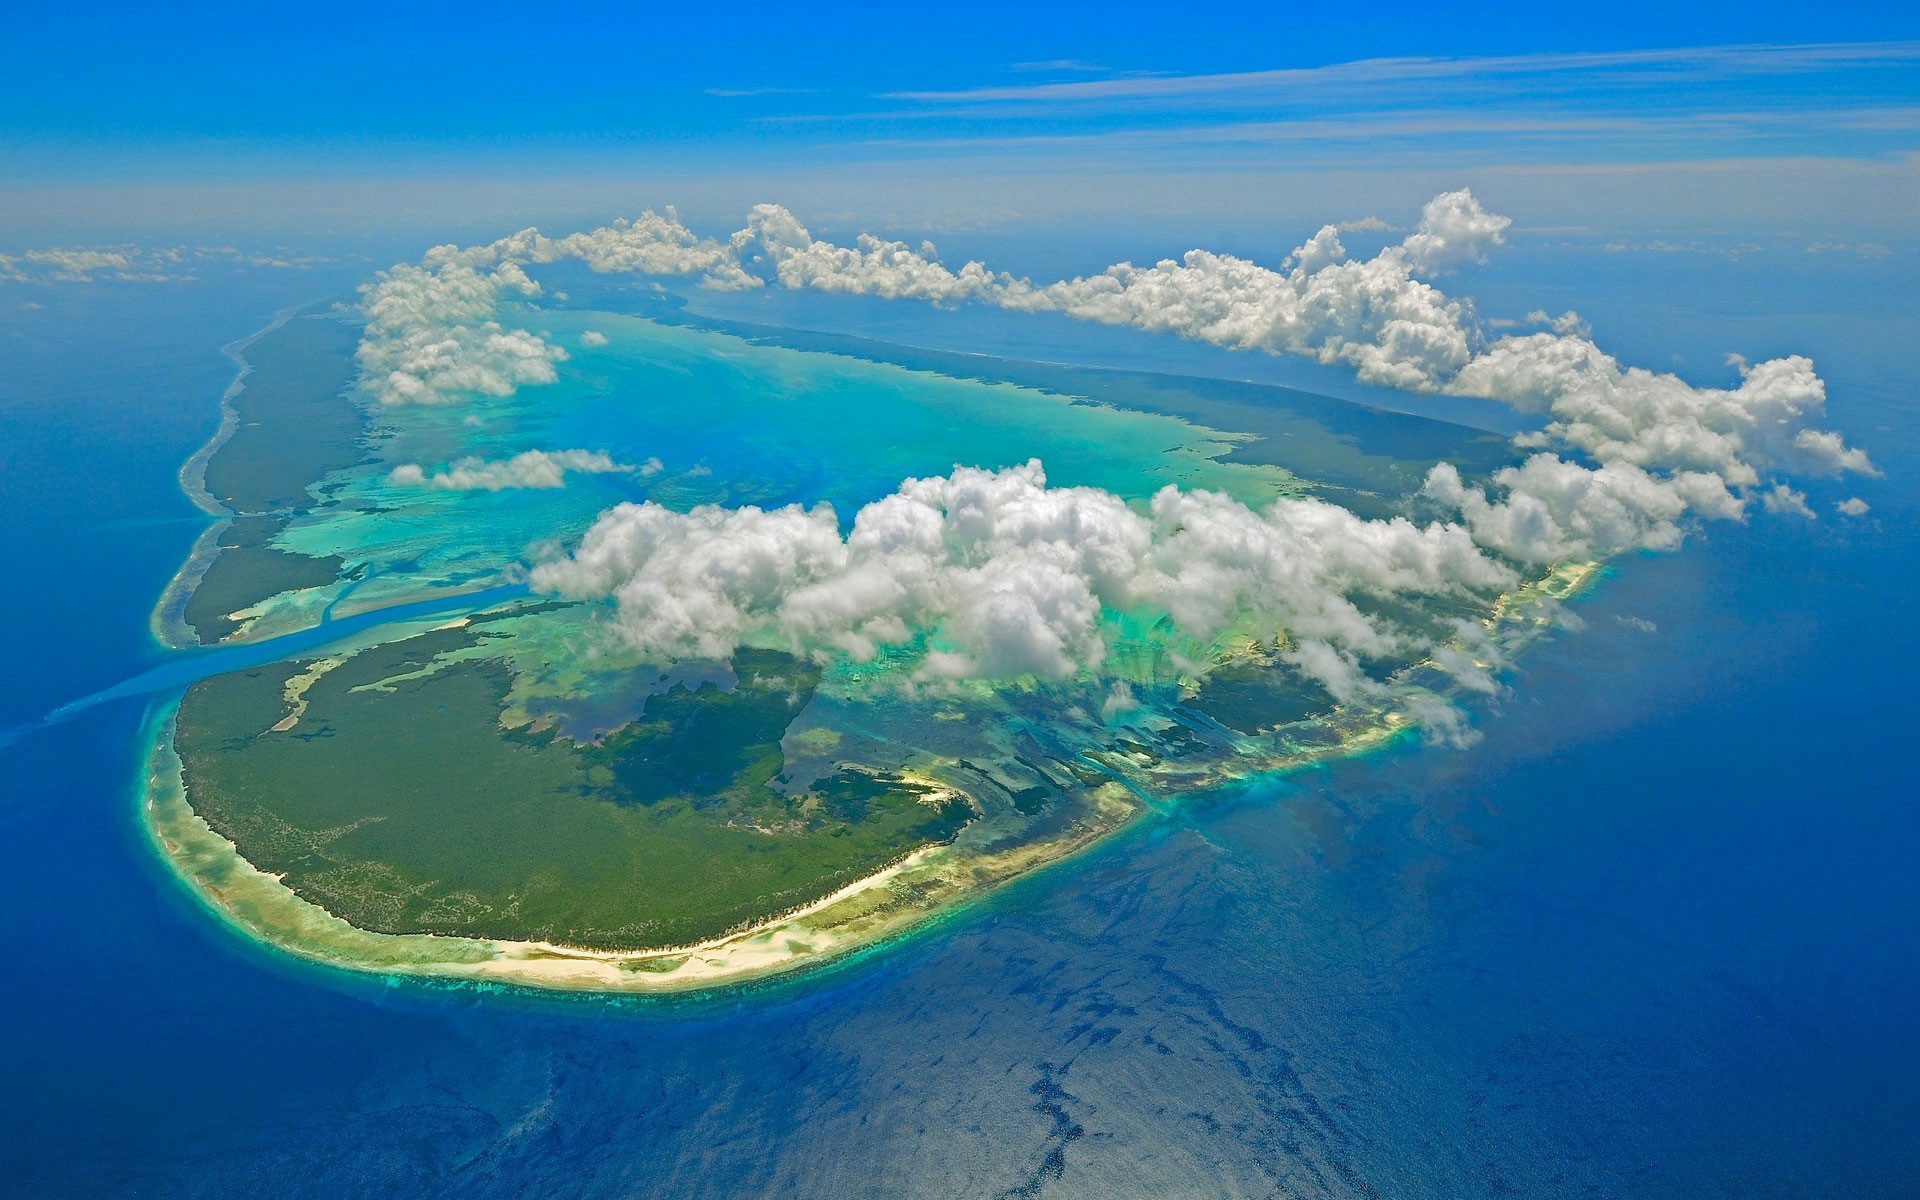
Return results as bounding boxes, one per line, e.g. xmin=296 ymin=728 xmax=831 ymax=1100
xmin=144 ymin=290 xmax=1571 ymax=991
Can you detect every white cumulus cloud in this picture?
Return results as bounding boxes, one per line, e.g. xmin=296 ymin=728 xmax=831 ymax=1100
xmin=357 ymin=253 xmax=568 ymax=406
xmin=738 ymin=204 xmax=1013 ymax=304
xmin=991 ymin=192 xmax=1499 ymax=392
xmin=388 ymin=449 xmax=633 ymax=492
xmin=1761 ymin=485 xmax=1815 ymax=518
xmin=531 ymin=460 xmax=1514 ymax=699
xmin=1424 ymin=455 xmax=1737 ymax=562
xmin=360 ymin=190 xmax=1877 ymax=574
xmin=730 ymin=192 xmax=1873 ymax=561
xmin=359 ymin=209 xmax=762 ymax=406
xmin=533 ymin=208 xmax=759 ymax=290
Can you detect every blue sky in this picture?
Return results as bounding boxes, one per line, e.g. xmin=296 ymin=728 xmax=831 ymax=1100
xmin=2 ymin=3 xmax=1918 ymax=244
xmin=7 ymin=3 xmax=1918 ymax=166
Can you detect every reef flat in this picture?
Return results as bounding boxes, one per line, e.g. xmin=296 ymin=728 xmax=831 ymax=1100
xmin=148 ymin=295 xmax=1578 ymax=994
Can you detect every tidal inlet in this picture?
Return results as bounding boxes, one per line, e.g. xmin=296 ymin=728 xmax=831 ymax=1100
xmin=142 ymin=194 xmax=1873 ymax=994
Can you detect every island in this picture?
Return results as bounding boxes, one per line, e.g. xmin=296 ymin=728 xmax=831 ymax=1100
xmin=142 ymin=295 xmax=1587 ymax=994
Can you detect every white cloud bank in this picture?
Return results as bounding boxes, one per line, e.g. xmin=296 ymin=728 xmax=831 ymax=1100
xmin=357 ymin=252 xmax=568 ymax=406
xmin=0 ymin=243 xmax=329 ymax=284
xmin=368 ymin=192 xmax=1877 ymax=697
xmin=722 ymin=192 xmax=1873 ymax=562
xmin=359 ymin=196 xmax=1872 ymax=559
xmin=532 ymin=459 xmax=1513 ymax=701
xmin=25 ymin=248 xmax=135 ymax=279
xmin=389 ymin=449 xmax=635 ymax=491
xmin=355 ymin=210 xmax=753 ymax=405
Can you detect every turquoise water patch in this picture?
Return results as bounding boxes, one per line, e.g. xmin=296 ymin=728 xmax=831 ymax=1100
xmin=264 ymin=309 xmax=1297 ymax=635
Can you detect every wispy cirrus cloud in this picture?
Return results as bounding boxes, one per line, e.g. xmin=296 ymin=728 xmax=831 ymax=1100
xmin=704 ymin=86 xmax=817 ymax=98
xmin=838 ymin=111 xmax=1896 ymax=170
xmin=734 ymin=43 xmax=1920 ymax=144
xmin=854 ymin=105 xmax=1920 ymax=149
xmin=738 ymin=42 xmax=1920 ymax=175
xmin=885 ymin=42 xmax=1920 ymax=105
xmin=1007 ymin=59 xmax=1112 ymax=74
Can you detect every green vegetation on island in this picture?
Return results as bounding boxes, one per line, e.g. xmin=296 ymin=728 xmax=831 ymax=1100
xmin=175 ymin=626 xmax=974 ymax=950
xmin=204 ymin=312 xmax=365 ymax=511
xmin=185 ymin=515 xmax=347 ymax=643
xmin=186 ymin=312 xmax=363 ymax=642
xmin=158 ymin=296 xmax=1559 ymax=982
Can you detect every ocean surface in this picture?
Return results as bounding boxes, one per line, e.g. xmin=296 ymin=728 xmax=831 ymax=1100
xmin=1 ymin=258 xmax=1915 ymax=1198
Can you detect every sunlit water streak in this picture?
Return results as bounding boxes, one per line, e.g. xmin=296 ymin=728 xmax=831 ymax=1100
xmin=1 ymin=584 xmax=529 ymax=751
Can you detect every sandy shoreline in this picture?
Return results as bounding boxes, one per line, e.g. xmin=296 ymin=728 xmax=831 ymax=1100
xmin=138 ymin=558 xmax=1597 ymax=997
xmin=149 ymin=301 xmax=324 ymax=652
xmin=141 ymin=701 xmax=1143 ymax=995
xmin=135 ymin=299 xmax=1604 ymax=998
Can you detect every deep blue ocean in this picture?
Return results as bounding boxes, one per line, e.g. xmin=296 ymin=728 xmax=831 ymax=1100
xmin=1 ymin=253 xmax=1914 ymax=1198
